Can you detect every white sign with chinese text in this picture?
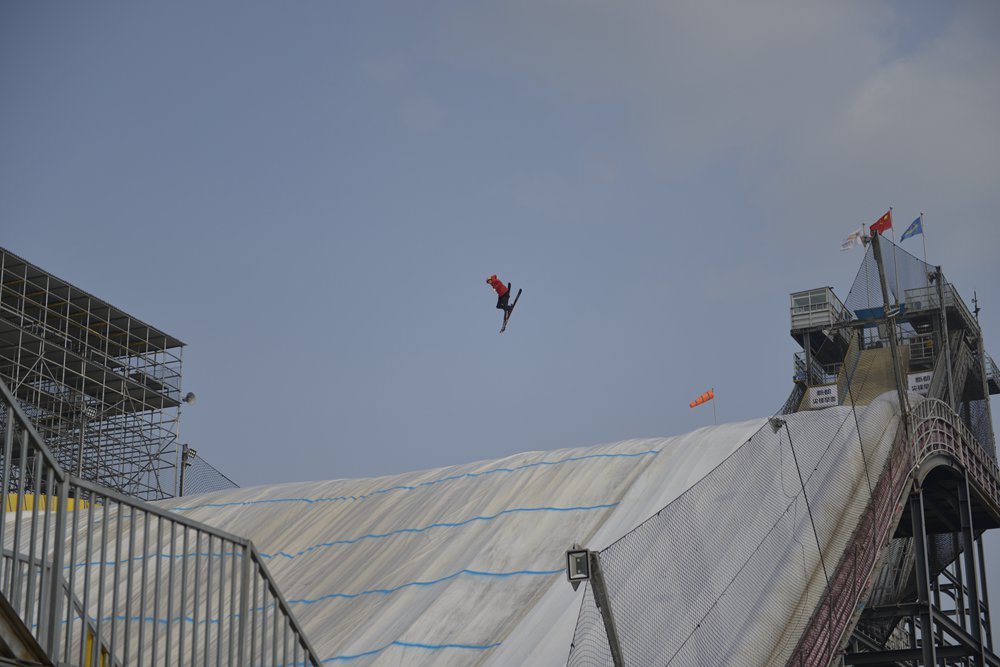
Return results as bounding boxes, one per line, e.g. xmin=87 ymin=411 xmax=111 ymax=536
xmin=807 ymin=385 xmax=839 ymax=410
xmin=908 ymin=371 xmax=933 ymax=396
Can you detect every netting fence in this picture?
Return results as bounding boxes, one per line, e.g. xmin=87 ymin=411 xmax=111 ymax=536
xmin=181 ymin=452 xmax=239 ymax=496
xmin=566 ymin=329 xmax=902 ymax=666
xmin=843 ymin=237 xmax=932 ymax=317
xmin=566 ymin=237 xmax=997 ymax=666
xmin=845 ymin=238 xmax=994 ymax=455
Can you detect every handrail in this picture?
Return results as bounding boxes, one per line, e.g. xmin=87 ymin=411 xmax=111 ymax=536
xmin=786 ymin=399 xmax=1000 ymax=666
xmin=911 ymin=399 xmax=1000 ymax=513
xmin=926 ymin=330 xmax=961 ymax=405
xmin=904 ymin=332 xmax=935 ymax=370
xmin=790 ymin=288 xmax=853 ymax=326
xmin=2 ymin=549 xmax=123 ymax=667
xmin=0 ymin=377 xmax=322 ymax=666
xmin=794 ymin=351 xmax=840 ymax=386
xmin=903 ymin=283 xmax=979 ymax=336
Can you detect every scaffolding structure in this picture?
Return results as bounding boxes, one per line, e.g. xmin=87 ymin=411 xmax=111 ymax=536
xmin=0 ymin=247 xmax=185 ymax=500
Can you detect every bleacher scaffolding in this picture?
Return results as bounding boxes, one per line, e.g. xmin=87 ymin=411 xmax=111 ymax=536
xmin=0 ymin=247 xmax=185 ymax=501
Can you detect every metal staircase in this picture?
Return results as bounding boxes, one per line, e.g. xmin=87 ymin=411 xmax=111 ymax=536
xmin=0 ymin=378 xmax=321 ymax=666
xmin=786 ymin=400 xmax=1000 ymax=666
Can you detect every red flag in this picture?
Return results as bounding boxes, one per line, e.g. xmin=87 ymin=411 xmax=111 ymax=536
xmin=869 ymin=209 xmax=892 ymax=236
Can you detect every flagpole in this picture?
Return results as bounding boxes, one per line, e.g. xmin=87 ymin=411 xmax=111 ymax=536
xmin=865 ymin=228 xmax=872 ymax=313
xmin=889 ymin=207 xmax=900 ymax=305
xmin=921 ymin=212 xmax=928 ymax=287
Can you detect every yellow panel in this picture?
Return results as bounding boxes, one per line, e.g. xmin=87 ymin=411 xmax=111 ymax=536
xmin=5 ymin=493 xmax=88 ymax=511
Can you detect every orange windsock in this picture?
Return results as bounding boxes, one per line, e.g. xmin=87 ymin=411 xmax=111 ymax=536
xmin=689 ymin=389 xmax=715 ymax=408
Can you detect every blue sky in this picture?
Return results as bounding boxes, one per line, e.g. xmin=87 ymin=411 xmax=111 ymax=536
xmin=2 ymin=0 xmax=999 ymax=641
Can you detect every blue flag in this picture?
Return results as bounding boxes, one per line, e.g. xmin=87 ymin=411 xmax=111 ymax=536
xmin=901 ymin=216 xmax=923 ymax=241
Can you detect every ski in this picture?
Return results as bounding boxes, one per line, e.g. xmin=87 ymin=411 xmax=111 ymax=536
xmin=500 ymin=288 xmax=522 ymax=333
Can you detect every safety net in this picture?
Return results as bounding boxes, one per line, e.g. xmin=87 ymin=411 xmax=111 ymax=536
xmin=566 ymin=359 xmax=904 ymax=666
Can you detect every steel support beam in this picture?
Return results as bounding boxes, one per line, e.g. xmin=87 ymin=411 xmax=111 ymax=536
xmin=910 ymin=489 xmax=937 ymax=666
xmin=862 ymin=603 xmax=922 ymax=620
xmin=978 ymin=536 xmax=994 ymax=651
xmin=960 ymin=475 xmax=986 ymax=665
xmin=589 ymin=552 xmax=625 ymax=667
xmin=934 ymin=266 xmax=957 ymax=411
xmin=855 ymin=480 xmax=999 ymax=667
xmin=845 ymin=644 xmax=971 ymax=665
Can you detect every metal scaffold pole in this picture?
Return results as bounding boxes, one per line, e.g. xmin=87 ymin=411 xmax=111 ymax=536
xmin=869 ymin=233 xmax=910 ymax=430
xmin=589 ymin=552 xmax=625 ymax=667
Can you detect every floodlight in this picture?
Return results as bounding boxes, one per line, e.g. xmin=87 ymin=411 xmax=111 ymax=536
xmin=566 ymin=548 xmax=591 ymax=590
xmin=183 ymin=392 xmax=197 ymax=406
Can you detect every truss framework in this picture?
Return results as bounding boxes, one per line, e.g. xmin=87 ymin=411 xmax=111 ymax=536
xmin=0 ymin=247 xmax=184 ymax=500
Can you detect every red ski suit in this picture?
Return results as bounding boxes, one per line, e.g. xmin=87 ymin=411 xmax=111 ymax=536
xmin=488 ymin=277 xmax=509 ymax=297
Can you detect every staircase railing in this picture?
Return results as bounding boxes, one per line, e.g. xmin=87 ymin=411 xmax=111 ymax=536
xmin=786 ymin=399 xmax=1000 ymax=666
xmin=0 ymin=377 xmax=322 ymax=666
xmin=910 ymin=399 xmax=1000 ymax=515
xmin=926 ymin=330 xmax=962 ymax=405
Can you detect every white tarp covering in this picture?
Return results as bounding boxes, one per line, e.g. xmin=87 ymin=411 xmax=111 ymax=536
xmin=161 ymin=395 xmax=901 ymax=665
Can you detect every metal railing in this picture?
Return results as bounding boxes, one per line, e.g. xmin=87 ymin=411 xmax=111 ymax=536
xmin=904 ymin=333 xmax=935 ymax=370
xmin=791 ymin=288 xmax=853 ymax=331
xmin=794 ymin=351 xmax=841 ymax=386
xmin=910 ymin=399 xmax=1000 ymax=513
xmin=0 ymin=377 xmax=321 ymax=666
xmin=927 ymin=330 xmax=962 ymax=406
xmin=786 ymin=399 xmax=1000 ymax=666
xmin=903 ymin=283 xmax=979 ymax=335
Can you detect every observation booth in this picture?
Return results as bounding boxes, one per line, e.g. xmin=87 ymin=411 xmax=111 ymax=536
xmin=789 ymin=287 xmax=854 ymax=410
xmin=788 ymin=277 xmax=998 ymax=436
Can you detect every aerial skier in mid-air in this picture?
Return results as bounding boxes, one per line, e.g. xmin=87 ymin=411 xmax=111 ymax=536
xmin=486 ymin=274 xmax=522 ymax=333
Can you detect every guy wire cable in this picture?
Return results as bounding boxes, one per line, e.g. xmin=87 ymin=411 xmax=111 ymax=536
xmin=778 ymin=420 xmax=831 ymax=594
xmin=841 ymin=328 xmax=875 ymax=498
xmin=662 ymin=408 xmax=854 ymax=665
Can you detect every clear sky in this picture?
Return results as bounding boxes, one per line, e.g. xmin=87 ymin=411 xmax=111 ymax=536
xmin=3 ymin=0 xmax=1000 ymax=645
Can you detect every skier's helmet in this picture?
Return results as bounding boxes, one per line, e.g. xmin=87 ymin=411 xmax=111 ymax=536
xmin=487 ymin=275 xmax=497 ymax=284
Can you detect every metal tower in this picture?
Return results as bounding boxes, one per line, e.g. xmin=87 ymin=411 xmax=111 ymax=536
xmin=789 ymin=234 xmax=1000 ymax=664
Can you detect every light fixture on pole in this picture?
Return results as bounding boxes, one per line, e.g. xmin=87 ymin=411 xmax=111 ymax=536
xmin=566 ymin=546 xmax=591 ymax=591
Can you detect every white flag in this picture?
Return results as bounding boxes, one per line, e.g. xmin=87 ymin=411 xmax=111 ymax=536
xmin=840 ymin=226 xmax=864 ymax=251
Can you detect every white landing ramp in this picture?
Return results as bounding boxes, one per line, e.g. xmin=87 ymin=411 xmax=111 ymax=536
xmin=162 ymin=396 xmax=901 ymax=665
